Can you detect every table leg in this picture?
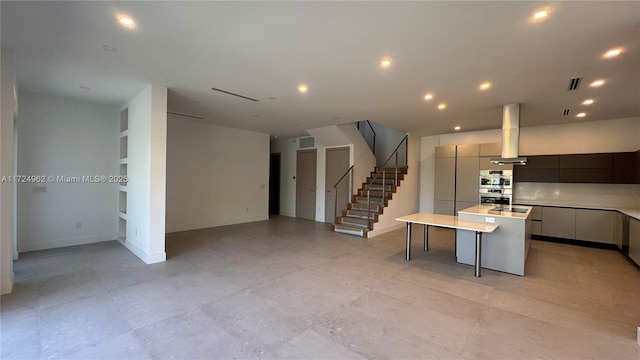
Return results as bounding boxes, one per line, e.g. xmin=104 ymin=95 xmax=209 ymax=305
xmin=406 ymin=222 xmax=412 ymax=261
xmin=424 ymin=224 xmax=429 ymax=251
xmin=475 ymin=231 xmax=482 ymax=277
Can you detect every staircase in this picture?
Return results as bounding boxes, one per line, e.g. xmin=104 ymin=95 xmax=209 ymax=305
xmin=333 ymin=166 xmax=408 ymax=237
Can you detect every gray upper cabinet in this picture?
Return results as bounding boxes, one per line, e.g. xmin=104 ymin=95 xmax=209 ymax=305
xmin=455 ymin=156 xmax=479 ymax=203
xmin=435 ymin=145 xmax=456 ymax=158
xmin=456 ymin=144 xmax=480 ymax=157
xmin=434 ymin=158 xmax=456 ymax=202
xmin=479 ymin=142 xmax=501 ymax=157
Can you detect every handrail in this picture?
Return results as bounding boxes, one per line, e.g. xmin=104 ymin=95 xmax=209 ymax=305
xmin=332 ymin=165 xmax=354 ymax=225
xmin=365 ymin=135 xmax=409 ymax=228
xmin=357 ymin=120 xmax=376 ymax=155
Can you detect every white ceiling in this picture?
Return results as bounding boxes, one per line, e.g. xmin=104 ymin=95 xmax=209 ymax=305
xmin=2 ymin=1 xmax=639 ymax=138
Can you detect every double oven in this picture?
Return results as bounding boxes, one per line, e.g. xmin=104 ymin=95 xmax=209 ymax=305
xmin=479 ymin=170 xmax=513 ymax=206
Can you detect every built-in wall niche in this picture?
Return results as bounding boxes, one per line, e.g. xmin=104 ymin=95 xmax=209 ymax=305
xmin=118 ymin=217 xmax=127 ymax=241
xmin=120 ymin=108 xmax=129 ymax=132
xmin=119 ymin=163 xmax=128 ymax=185
xmin=119 ymin=190 xmax=127 ymax=214
xmin=120 ymin=136 xmax=128 ymax=159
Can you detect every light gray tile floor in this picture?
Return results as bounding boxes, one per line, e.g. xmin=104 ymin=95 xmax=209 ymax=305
xmin=2 ymin=216 xmax=639 ymax=359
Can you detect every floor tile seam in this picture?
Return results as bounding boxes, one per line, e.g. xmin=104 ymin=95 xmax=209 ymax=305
xmin=390 ymin=275 xmax=492 ymax=307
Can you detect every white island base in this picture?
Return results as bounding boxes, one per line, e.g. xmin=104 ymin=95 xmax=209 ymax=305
xmin=456 ymin=205 xmax=532 ymax=276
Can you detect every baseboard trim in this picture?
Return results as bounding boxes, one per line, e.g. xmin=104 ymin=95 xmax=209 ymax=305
xmin=165 ymin=215 xmax=269 ymax=234
xmin=367 ymin=222 xmax=404 ymax=238
xmin=118 ymin=238 xmax=166 ymax=264
xmin=18 ymin=234 xmax=115 ymax=252
xmin=532 ymin=235 xmax=618 ymax=251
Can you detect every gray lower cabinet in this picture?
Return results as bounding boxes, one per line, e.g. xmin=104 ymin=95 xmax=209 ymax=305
xmin=614 ymin=212 xmax=624 ymax=249
xmin=434 ymin=200 xmax=455 ymax=216
xmin=541 ymin=207 xmax=576 ymax=239
xmin=629 ymin=218 xmax=640 ymax=265
xmin=575 ymin=209 xmax=614 ymax=244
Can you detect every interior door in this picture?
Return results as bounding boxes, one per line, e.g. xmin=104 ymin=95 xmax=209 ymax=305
xmin=269 ymin=153 xmax=281 ymax=215
xmin=296 ymin=149 xmax=317 ymax=220
xmin=325 ymin=147 xmax=350 ymax=223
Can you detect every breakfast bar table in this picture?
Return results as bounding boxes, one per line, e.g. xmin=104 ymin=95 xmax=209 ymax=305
xmin=395 ymin=213 xmax=498 ymax=277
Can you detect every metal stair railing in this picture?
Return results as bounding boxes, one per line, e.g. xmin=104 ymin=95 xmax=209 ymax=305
xmin=332 ymin=165 xmax=354 ymax=225
xmin=365 ymin=135 xmax=409 ymax=229
xmin=356 ymin=120 xmax=376 ymax=155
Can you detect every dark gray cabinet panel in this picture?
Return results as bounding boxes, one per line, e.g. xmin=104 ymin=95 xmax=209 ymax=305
xmin=525 ymin=155 xmax=559 ymax=168
xmin=613 ymin=152 xmax=636 ymax=184
xmin=558 ymin=168 xmax=613 ymax=183
xmin=629 ymin=218 xmax=640 ymax=265
xmin=514 ymin=168 xmax=559 ymax=182
xmin=559 ymin=154 xmax=613 ymax=168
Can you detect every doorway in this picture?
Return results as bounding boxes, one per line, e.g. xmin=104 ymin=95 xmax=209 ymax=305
xmin=269 ymin=153 xmax=281 ymax=216
xmin=324 ymin=147 xmax=350 ymax=223
xmin=296 ymin=149 xmax=317 ymax=221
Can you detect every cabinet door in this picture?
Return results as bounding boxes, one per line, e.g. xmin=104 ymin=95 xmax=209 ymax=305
xmin=455 ymin=156 xmax=480 ymax=203
xmin=575 ymin=209 xmax=614 ymax=244
xmin=541 ymin=207 xmax=576 ymax=239
xmin=435 ymin=145 xmax=456 ymax=158
xmin=558 ymin=168 xmax=613 ymax=183
xmin=613 ymin=152 xmax=635 ymax=184
xmin=559 ymin=154 xmax=613 ymax=169
xmin=614 ymin=212 xmax=623 ymax=249
xmin=479 ymin=157 xmax=513 ymax=171
xmin=456 ymin=201 xmax=478 ymax=214
xmin=434 ymin=157 xmax=455 ymax=201
xmin=530 ymin=220 xmax=542 ymax=235
xmin=434 ymin=200 xmax=455 ymax=216
xmin=629 ymin=218 xmax=640 ymax=265
xmin=456 ymin=144 xmax=480 ymax=157
xmin=479 ymin=143 xmax=501 ymax=157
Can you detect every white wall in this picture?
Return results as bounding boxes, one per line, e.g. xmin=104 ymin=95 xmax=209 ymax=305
xmin=369 ymin=121 xmax=407 ymax=166
xmin=166 ymin=116 xmax=269 ymax=232
xmin=1 ymin=48 xmax=16 ymax=294
xmin=271 ymin=124 xmax=376 ymax=222
xmin=16 ymin=92 xmax=119 ymax=252
xmin=420 ymin=117 xmax=640 ymax=212
xmin=120 ymin=85 xmax=167 ymax=264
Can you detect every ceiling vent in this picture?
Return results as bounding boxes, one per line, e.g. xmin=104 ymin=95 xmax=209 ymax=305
xmin=167 ymin=111 xmax=203 ymax=120
xmin=567 ymin=77 xmax=582 ymax=91
xmin=563 ymin=109 xmax=571 ymax=116
xmin=210 ymin=87 xmax=259 ymax=102
xmin=299 ymin=137 xmax=315 ymax=148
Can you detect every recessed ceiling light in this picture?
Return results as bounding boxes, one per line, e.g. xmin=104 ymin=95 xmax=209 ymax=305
xmin=582 ymin=99 xmax=594 ymax=105
xmin=379 ymin=57 xmax=392 ymax=68
xmin=438 ymin=103 xmax=447 ymax=110
xmin=590 ymin=79 xmax=605 ymax=87
xmin=479 ymin=82 xmax=491 ymax=90
xmin=531 ymin=8 xmax=549 ymax=21
xmin=117 ymin=15 xmax=136 ymax=28
xmin=102 ymin=44 xmax=117 ymax=52
xmin=298 ymin=84 xmax=308 ymax=93
xmin=424 ymin=93 xmax=433 ymax=101
xmin=576 ymin=112 xmax=587 ymax=118
xmin=604 ymin=48 xmax=622 ymax=58
xmin=454 ymin=126 xmax=461 ymax=131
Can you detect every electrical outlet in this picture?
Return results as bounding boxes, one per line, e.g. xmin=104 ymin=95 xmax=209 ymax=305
xmin=485 ymin=217 xmax=495 ymax=223
xmin=246 ymin=207 xmax=249 ymax=212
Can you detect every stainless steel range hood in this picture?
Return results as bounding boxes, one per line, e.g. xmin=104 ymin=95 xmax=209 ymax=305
xmin=490 ymin=103 xmax=527 ymax=165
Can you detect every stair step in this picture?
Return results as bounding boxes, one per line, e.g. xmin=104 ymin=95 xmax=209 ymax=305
xmin=363 ymin=185 xmax=394 ymax=191
xmin=350 ymin=203 xmax=382 ymax=213
xmin=346 ymin=209 xmax=377 ymax=220
xmin=367 ymin=178 xmax=396 ymax=185
xmin=334 ymin=223 xmax=367 ymax=237
xmin=358 ymin=189 xmax=392 ymax=198
xmin=340 ymin=216 xmax=370 ymax=227
xmin=354 ymin=196 xmax=386 ymax=205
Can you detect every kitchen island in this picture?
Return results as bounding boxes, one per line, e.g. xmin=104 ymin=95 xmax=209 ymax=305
xmin=456 ymin=205 xmax=532 ymax=276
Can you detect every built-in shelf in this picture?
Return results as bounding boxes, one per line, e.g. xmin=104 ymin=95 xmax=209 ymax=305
xmin=118 ymin=107 xmax=129 ymax=243
xmin=120 ymin=136 xmax=128 ymax=160
xmin=118 ymin=216 xmax=127 ymax=241
xmin=119 ymin=184 xmax=127 ymax=213
xmin=120 ymin=108 xmax=129 ymax=132
xmin=119 ymin=163 xmax=128 ymax=186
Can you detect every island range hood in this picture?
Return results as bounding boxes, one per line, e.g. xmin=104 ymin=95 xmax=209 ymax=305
xmin=490 ymin=103 xmax=527 ymax=165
